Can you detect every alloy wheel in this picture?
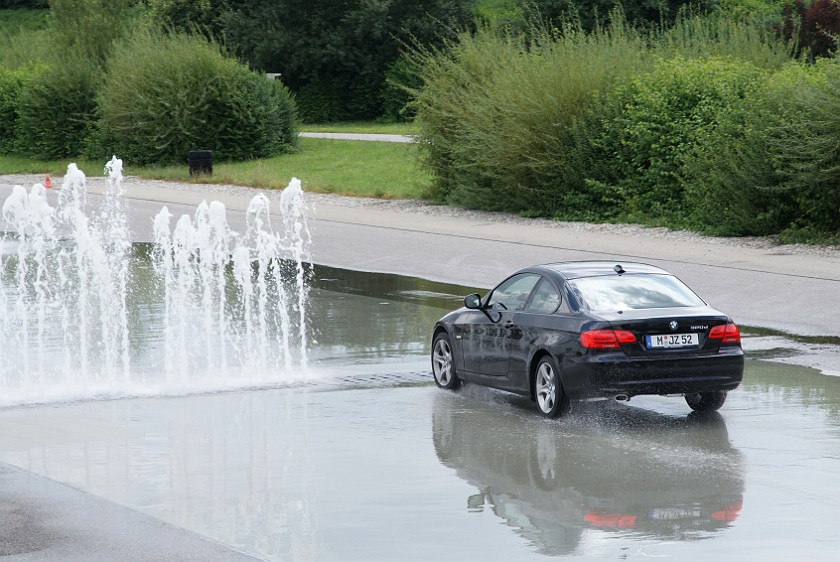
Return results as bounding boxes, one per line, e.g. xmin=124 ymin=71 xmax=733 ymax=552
xmin=433 ymin=338 xmax=453 ymax=386
xmin=535 ymin=361 xmax=556 ymax=414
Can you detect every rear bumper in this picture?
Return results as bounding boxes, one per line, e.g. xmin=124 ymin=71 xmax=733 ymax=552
xmin=561 ymin=348 xmax=744 ymax=399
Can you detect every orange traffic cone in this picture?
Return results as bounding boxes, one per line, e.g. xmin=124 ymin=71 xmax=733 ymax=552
xmin=45 ymin=175 xmax=52 ymax=189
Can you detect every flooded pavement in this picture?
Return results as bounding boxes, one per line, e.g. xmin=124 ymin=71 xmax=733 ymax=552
xmin=0 ymin=361 xmax=838 ymax=560
xmin=0 ymin=268 xmax=838 ymax=560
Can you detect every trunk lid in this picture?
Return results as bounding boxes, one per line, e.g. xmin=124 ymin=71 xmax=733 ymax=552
xmin=597 ymin=308 xmax=730 ymax=356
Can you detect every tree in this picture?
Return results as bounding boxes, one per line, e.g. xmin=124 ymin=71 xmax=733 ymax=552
xmin=0 ymin=1 xmax=49 ymax=7
xmin=221 ymin=0 xmax=475 ymax=122
xmin=515 ymin=0 xmax=717 ymax=31
xmin=144 ymin=0 xmax=230 ymax=37
xmin=49 ymin=0 xmax=134 ymax=70
xmin=780 ymin=0 xmax=840 ymax=60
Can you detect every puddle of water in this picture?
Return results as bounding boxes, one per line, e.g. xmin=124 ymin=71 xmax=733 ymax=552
xmin=0 ymin=251 xmax=472 ymax=404
xmin=306 ymin=265 xmax=470 ymax=371
xmin=0 ymin=267 xmax=839 ymax=560
xmin=0 ymin=359 xmax=838 ymax=561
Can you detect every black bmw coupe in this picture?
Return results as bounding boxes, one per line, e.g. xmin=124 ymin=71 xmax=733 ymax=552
xmin=431 ymin=261 xmax=744 ymax=417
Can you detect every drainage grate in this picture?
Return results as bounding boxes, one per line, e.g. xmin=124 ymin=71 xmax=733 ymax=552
xmin=328 ymin=371 xmax=432 ymax=389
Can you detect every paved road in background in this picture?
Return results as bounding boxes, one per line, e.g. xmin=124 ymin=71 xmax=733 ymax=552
xmin=298 ymin=132 xmax=414 ymax=143
xmin=81 ymin=177 xmax=840 ymax=337
xmin=3 ymin=175 xmax=838 ymax=338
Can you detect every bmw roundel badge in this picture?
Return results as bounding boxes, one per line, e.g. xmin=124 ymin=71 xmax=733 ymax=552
xmin=669 ymin=321 xmax=678 ymax=331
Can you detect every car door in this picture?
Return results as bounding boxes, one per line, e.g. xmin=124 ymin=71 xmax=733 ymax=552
xmin=459 ymin=273 xmax=541 ymax=377
xmin=507 ymin=277 xmax=572 ymax=392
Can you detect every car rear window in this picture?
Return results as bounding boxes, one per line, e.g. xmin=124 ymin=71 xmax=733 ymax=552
xmin=568 ymin=274 xmax=705 ymax=312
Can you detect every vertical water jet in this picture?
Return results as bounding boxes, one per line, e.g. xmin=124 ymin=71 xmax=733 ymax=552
xmin=1 ymin=161 xmax=311 ymax=406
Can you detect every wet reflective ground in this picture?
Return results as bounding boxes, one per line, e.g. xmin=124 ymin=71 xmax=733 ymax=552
xmin=0 ymin=269 xmax=839 ymax=560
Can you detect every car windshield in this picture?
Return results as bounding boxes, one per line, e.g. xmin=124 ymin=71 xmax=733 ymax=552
xmin=568 ymin=274 xmax=705 ymax=312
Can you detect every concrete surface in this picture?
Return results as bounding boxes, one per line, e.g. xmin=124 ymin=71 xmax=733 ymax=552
xmin=0 ymin=360 xmax=838 ymax=562
xmin=305 ymin=204 xmax=840 ymax=338
xmin=2 ymin=173 xmax=840 ymax=560
xmin=3 ymin=174 xmax=838 ymax=337
xmin=0 ymin=463 xmax=259 ymax=561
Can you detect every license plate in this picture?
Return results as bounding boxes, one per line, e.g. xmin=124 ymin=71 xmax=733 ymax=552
xmin=645 ymin=333 xmax=699 ymax=349
xmin=648 ymin=507 xmax=702 ymax=520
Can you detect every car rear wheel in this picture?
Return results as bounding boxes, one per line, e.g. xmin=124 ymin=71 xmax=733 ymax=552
xmin=432 ymin=332 xmax=460 ymax=390
xmin=685 ymin=390 xmax=727 ymax=412
xmin=534 ymin=355 xmax=569 ymax=418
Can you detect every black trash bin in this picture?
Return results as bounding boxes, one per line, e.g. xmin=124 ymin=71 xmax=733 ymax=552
xmin=188 ymin=150 xmax=213 ymax=176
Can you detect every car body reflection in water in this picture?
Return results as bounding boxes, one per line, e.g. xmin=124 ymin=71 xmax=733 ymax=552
xmin=432 ymin=391 xmax=745 ymax=556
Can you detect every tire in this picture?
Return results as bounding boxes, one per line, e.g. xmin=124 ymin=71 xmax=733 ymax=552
xmin=534 ymin=355 xmax=569 ymax=418
xmin=685 ymin=390 xmax=728 ymax=412
xmin=432 ymin=331 xmax=460 ymax=390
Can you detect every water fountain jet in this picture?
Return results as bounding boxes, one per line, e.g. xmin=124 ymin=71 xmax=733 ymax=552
xmin=1 ymin=159 xmax=311 ymax=407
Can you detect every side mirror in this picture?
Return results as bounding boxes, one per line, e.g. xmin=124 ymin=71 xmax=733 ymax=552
xmin=464 ymin=293 xmax=482 ymax=309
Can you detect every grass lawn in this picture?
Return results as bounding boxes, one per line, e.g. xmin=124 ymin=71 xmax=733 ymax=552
xmin=0 ymin=131 xmax=432 ymax=200
xmin=0 ymin=155 xmax=104 ymax=177
xmin=124 ymin=138 xmax=428 ymax=199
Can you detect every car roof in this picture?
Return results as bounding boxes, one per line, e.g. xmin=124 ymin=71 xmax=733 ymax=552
xmin=537 ymin=261 xmax=670 ymax=280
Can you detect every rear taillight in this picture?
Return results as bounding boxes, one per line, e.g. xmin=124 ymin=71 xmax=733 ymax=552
xmin=709 ymin=323 xmax=740 ymax=344
xmin=584 ymin=512 xmax=638 ymax=528
xmin=580 ymin=329 xmax=636 ymax=349
xmin=710 ymin=503 xmax=743 ymax=522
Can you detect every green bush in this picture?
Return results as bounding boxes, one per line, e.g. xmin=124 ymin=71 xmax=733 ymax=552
xmin=0 ymin=64 xmax=46 ymax=154
xmin=716 ymin=0 xmax=786 ymax=20
xmin=682 ymin=60 xmax=840 ymax=237
xmin=681 ymin=62 xmax=827 ymax=235
xmin=296 ymin=78 xmax=355 ymax=124
xmin=770 ymin=60 xmax=840 ymax=233
xmin=146 ymin=0 xmax=228 ymax=36
xmin=691 ymin=60 xmax=840 ymax=234
xmin=589 ymin=56 xmax=765 ymax=223
xmin=5 ymin=0 xmax=135 ymax=159
xmin=49 ymin=0 xmax=134 ymax=71
xmin=410 ymin=22 xmax=650 ymax=214
xmin=514 ymin=0 xmax=718 ymax=32
xmin=15 ymin=59 xmax=99 ymax=159
xmin=380 ymin=56 xmax=419 ymax=122
xmin=570 ymin=15 xmax=795 ymax=228
xmin=0 ymin=71 xmax=20 ymax=154
xmin=410 ymin=13 xmax=792 ymax=222
xmin=97 ymin=31 xmax=297 ymax=165
xmin=0 ymin=10 xmax=50 ymax=69
xmin=658 ymin=11 xmax=792 ymax=69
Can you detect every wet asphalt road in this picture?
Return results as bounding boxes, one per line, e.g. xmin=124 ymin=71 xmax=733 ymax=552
xmin=1 ymin=176 xmax=839 ymax=560
xmin=0 ymin=464 xmax=260 ymax=561
xmin=0 ymin=359 xmax=838 ymax=561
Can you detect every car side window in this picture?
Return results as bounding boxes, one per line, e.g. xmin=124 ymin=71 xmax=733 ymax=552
xmin=525 ymin=278 xmax=562 ymax=314
xmin=487 ymin=273 xmax=541 ymax=311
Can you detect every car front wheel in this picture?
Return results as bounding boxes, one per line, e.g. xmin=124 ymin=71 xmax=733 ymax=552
xmin=685 ymin=390 xmax=727 ymax=412
xmin=432 ymin=332 xmax=460 ymax=390
xmin=534 ymin=355 xmax=569 ymax=418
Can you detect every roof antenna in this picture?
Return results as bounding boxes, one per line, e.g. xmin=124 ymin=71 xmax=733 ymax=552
xmin=614 ymin=264 xmax=625 ymax=275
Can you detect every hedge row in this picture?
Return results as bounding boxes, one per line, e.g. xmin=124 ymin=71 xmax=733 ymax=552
xmin=0 ymin=30 xmax=297 ymax=165
xmin=411 ymin=15 xmax=840 ymax=238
